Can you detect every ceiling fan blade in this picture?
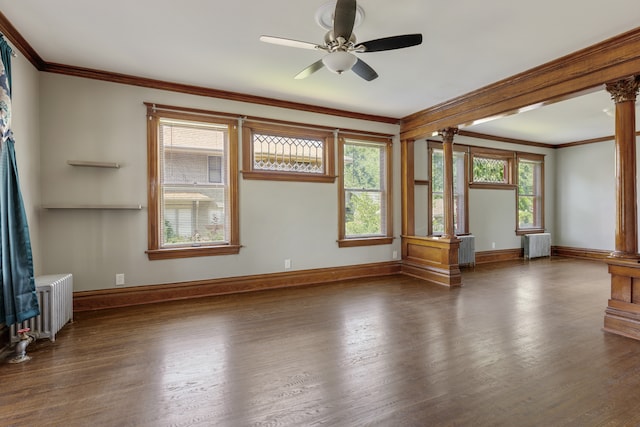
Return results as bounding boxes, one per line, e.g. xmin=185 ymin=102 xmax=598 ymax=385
xmin=333 ymin=0 xmax=357 ymax=40
xmin=294 ymin=60 xmax=325 ymax=79
xmin=358 ymin=34 xmax=423 ymax=52
xmin=352 ymin=58 xmax=378 ymax=81
xmin=260 ymin=35 xmax=322 ymax=51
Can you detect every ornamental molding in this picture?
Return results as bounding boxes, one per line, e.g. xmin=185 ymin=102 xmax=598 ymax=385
xmin=606 ymin=76 xmax=640 ymax=103
xmin=438 ymin=127 xmax=459 ymax=143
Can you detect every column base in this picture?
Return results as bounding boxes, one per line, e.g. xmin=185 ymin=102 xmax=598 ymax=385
xmin=605 ymin=259 xmax=640 ymax=341
xmin=609 ymin=250 xmax=640 ymax=261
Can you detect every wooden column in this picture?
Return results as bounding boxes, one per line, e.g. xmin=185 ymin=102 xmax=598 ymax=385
xmin=438 ymin=127 xmax=458 ymax=240
xmin=401 ymin=139 xmax=415 ymax=238
xmin=604 ymin=75 xmax=640 ymax=340
xmin=400 ymin=133 xmax=461 ymax=288
xmin=607 ymin=76 xmax=640 ymax=259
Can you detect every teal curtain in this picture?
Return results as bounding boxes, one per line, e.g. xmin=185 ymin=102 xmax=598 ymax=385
xmin=0 ymin=36 xmax=39 ymax=325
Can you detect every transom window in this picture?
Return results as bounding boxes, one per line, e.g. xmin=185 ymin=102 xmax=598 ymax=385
xmin=242 ymin=121 xmax=335 ymax=183
xmin=146 ymin=104 xmax=240 ymax=260
xmin=338 ymin=134 xmax=393 ymax=247
xmin=470 ymin=148 xmax=515 ymax=188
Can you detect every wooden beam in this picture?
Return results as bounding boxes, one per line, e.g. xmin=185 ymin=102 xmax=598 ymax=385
xmin=401 ymin=26 xmax=640 ymax=140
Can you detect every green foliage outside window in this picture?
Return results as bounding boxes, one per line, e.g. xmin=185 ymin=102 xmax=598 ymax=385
xmin=344 ymin=143 xmax=384 ymax=236
xmin=518 ymin=161 xmax=535 ymax=228
xmin=473 ymin=157 xmax=507 ymax=183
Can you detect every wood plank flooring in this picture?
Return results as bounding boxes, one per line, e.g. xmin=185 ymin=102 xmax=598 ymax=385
xmin=3 ymin=257 xmax=640 ymax=426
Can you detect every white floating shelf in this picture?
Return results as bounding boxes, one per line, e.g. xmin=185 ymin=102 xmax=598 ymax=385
xmin=42 ymin=204 xmax=143 ymax=210
xmin=67 ymin=160 xmax=120 ymax=169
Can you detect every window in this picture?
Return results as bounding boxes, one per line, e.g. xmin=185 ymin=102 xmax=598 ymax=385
xmin=428 ymin=142 xmax=468 ymax=235
xmin=242 ymin=121 xmax=335 ymax=183
xmin=146 ymin=104 xmax=240 ymax=260
xmin=208 ymin=156 xmax=222 ymax=183
xmin=338 ymin=134 xmax=393 ymax=247
xmin=470 ymin=147 xmax=515 ymax=189
xmin=516 ymin=153 xmax=545 ymax=234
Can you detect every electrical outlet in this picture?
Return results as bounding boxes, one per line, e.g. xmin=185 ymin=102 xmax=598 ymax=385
xmin=284 ymin=259 xmax=291 ymax=270
xmin=392 ymin=250 xmax=398 ymax=259
xmin=115 ymin=273 xmax=125 ymax=287
xmin=492 ymin=242 xmax=496 ymax=249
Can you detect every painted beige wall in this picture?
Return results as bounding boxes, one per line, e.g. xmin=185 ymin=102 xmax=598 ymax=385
xmin=9 ymin=45 xmax=42 ymax=274
xmin=38 ymin=73 xmax=401 ymax=291
xmin=555 ymin=140 xmax=615 ymax=251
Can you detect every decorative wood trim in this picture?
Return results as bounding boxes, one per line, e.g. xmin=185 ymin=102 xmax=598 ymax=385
xmin=146 ymin=106 xmax=240 ymax=260
xmin=241 ymin=171 xmax=337 ymax=183
xmin=469 ymin=183 xmax=517 ymax=191
xmin=337 ymin=134 xmax=394 ymax=246
xmin=73 ymin=261 xmax=402 ymax=311
xmin=475 ymin=248 xmax=523 ymax=264
xmin=242 ymin=120 xmax=336 ymax=183
xmin=556 ymin=136 xmax=614 ymax=149
xmin=604 ymin=260 xmax=640 ymax=340
xmin=337 ymin=237 xmax=394 ymax=248
xmin=0 ymin=11 xmax=45 ymax=70
xmin=401 ymin=236 xmax=462 ymax=287
xmin=515 ymin=153 xmax=545 ymax=234
xmin=44 ymin=62 xmax=399 ymax=124
xmin=400 ymin=26 xmax=640 ymax=140
xmin=551 ymin=245 xmax=611 ymax=261
xmin=401 ymin=140 xmax=415 ymax=237
xmin=458 ymin=130 xmax=555 ymax=149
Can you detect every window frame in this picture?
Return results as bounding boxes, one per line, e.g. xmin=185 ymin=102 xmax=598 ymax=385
xmin=516 ymin=152 xmax=545 ymax=235
xmin=427 ymin=141 xmax=469 ymax=236
xmin=338 ymin=133 xmax=393 ymax=248
xmin=242 ymin=121 xmax=336 ymax=183
xmin=469 ymin=147 xmax=516 ymax=189
xmin=146 ymin=105 xmax=240 ymax=260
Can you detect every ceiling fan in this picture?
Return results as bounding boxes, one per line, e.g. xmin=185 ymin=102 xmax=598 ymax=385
xmin=259 ymin=0 xmax=422 ymax=81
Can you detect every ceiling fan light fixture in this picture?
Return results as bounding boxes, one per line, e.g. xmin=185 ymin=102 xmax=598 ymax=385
xmin=322 ymin=51 xmax=357 ymax=74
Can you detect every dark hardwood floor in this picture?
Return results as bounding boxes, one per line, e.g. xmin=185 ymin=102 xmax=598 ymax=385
xmin=3 ymin=257 xmax=640 ymax=426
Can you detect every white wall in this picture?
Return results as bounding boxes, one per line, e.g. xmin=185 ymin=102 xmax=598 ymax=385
xmin=9 ymin=46 xmax=42 ymax=274
xmin=38 ymin=73 xmax=401 ymax=291
xmin=555 ymin=140 xmax=616 ymax=250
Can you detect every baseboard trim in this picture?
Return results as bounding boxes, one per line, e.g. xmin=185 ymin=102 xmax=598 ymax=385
xmin=74 ymin=261 xmax=402 ymax=312
xmin=552 ymin=245 xmax=611 ymax=261
xmin=475 ymin=248 xmax=524 ymax=264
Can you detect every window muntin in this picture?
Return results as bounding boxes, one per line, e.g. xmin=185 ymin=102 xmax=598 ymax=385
xmin=146 ymin=105 xmax=240 ymax=260
xmin=517 ymin=154 xmax=544 ymax=234
xmin=242 ymin=121 xmax=335 ymax=183
xmin=470 ymin=148 xmax=515 ymax=188
xmin=428 ymin=144 xmax=468 ymax=236
xmin=338 ymin=135 xmax=393 ymax=247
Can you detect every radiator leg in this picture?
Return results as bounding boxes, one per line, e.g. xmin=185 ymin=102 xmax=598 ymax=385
xmin=9 ymin=328 xmax=35 ymax=364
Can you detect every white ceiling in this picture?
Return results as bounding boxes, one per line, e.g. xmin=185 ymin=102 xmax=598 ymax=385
xmin=2 ymin=0 xmax=640 ymax=144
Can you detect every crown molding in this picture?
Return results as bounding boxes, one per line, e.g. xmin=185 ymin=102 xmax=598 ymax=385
xmin=0 ymin=11 xmax=45 ymax=70
xmin=0 ymin=11 xmax=398 ymax=125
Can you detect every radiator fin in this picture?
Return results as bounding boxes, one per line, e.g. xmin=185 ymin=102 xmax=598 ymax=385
xmin=10 ymin=274 xmax=73 ymax=342
xmin=458 ymin=235 xmax=475 ymax=266
xmin=523 ymin=233 xmax=551 ymax=259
